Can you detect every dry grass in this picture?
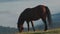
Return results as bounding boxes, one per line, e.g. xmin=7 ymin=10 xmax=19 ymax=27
xmin=16 ymin=28 xmax=60 ymax=34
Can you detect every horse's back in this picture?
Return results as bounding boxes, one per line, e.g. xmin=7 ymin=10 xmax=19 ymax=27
xmin=20 ymin=5 xmax=48 ymax=21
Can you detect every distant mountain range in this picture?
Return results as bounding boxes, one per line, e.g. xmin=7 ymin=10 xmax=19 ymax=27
xmin=0 ymin=26 xmax=18 ymax=34
xmin=0 ymin=13 xmax=60 ymax=34
xmin=51 ymin=13 xmax=60 ymax=28
xmin=52 ymin=13 xmax=60 ymax=22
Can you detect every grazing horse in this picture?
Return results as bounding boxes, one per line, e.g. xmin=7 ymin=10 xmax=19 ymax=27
xmin=17 ymin=5 xmax=52 ymax=32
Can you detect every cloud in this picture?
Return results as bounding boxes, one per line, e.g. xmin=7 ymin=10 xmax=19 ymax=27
xmin=0 ymin=0 xmax=19 ymax=2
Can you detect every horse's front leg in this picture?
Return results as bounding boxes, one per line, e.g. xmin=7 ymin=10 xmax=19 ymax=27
xmin=26 ymin=21 xmax=30 ymax=32
xmin=31 ymin=21 xmax=35 ymax=31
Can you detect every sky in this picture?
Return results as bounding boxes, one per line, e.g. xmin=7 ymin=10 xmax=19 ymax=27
xmin=0 ymin=0 xmax=60 ymax=28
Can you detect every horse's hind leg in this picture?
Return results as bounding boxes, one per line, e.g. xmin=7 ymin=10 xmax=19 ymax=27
xmin=31 ymin=21 xmax=35 ymax=31
xmin=26 ymin=21 xmax=30 ymax=32
xmin=42 ymin=18 xmax=48 ymax=31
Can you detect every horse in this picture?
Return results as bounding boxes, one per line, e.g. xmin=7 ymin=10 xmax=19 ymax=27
xmin=17 ymin=5 xmax=52 ymax=32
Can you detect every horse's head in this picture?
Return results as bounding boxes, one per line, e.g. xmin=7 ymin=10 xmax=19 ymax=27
xmin=20 ymin=24 xmax=24 ymax=32
xmin=17 ymin=22 xmax=24 ymax=32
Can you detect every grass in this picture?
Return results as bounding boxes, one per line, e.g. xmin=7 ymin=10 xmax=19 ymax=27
xmin=16 ymin=28 xmax=60 ymax=34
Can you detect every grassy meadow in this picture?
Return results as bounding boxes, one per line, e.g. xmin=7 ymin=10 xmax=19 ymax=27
xmin=16 ymin=28 xmax=60 ymax=34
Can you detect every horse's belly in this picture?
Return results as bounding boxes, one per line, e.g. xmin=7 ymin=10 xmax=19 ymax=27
xmin=30 ymin=15 xmax=41 ymax=21
xmin=32 ymin=18 xmax=40 ymax=21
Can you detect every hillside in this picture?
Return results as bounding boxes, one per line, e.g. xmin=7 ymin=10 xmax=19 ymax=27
xmin=16 ymin=28 xmax=60 ymax=34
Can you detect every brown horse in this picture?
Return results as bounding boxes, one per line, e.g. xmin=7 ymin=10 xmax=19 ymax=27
xmin=17 ymin=5 xmax=52 ymax=32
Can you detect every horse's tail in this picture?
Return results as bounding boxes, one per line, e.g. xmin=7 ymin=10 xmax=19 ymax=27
xmin=45 ymin=6 xmax=52 ymax=25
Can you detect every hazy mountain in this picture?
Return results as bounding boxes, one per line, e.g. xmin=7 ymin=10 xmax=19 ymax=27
xmin=52 ymin=13 xmax=60 ymax=22
xmin=51 ymin=13 xmax=60 ymax=28
xmin=0 ymin=26 xmax=18 ymax=34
